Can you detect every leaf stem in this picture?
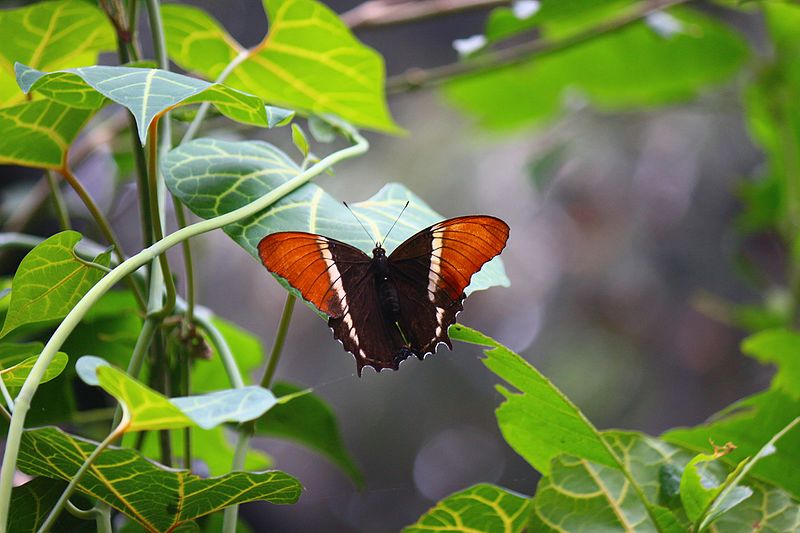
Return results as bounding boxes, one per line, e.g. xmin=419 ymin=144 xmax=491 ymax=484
xmin=386 ymin=0 xmax=692 ymax=92
xmin=46 ymin=170 xmax=71 ymax=231
xmin=0 ymin=133 xmax=368 ymax=531
xmin=194 ymin=313 xmax=245 ymax=389
xmin=37 ymin=428 xmax=122 ymax=533
xmin=172 ymin=197 xmax=196 ymax=328
xmin=260 ymin=293 xmax=297 ymax=389
xmin=95 ymin=504 xmax=113 ymax=533
xmin=342 ymin=0 xmax=507 ymax=30
xmin=0 ymin=379 xmax=13 ymax=414
xmin=221 ymin=432 xmax=251 ymax=533
xmin=111 ymin=318 xmax=157 ymax=429
xmin=64 ymin=500 xmax=96 ymax=520
xmin=61 ymin=167 xmax=147 ymax=311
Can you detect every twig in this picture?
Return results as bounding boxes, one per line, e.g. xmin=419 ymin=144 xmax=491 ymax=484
xmin=386 ymin=0 xmax=691 ymax=93
xmin=46 ymin=171 xmax=71 ymax=231
xmin=342 ymin=0 xmax=508 ymax=30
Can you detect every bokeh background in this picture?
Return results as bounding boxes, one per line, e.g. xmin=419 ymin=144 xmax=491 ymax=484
xmin=0 ymin=0 xmax=780 ymax=531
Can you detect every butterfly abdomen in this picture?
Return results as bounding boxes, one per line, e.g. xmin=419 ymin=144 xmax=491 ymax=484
xmin=372 ymin=252 xmax=401 ymax=319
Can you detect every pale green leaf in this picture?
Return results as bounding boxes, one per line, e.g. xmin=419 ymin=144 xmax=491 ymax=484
xmin=0 ymin=99 xmax=95 ymax=168
xmin=0 ymin=345 xmax=68 ymax=396
xmin=741 ymin=329 xmax=800 ymax=398
xmin=403 ymin=484 xmax=530 ymax=533
xmin=18 ymin=427 xmax=301 ymax=532
xmin=162 ymin=139 xmax=509 ymax=294
xmin=446 ymin=8 xmax=747 ymax=129
xmin=291 ymin=123 xmax=309 ymax=157
xmin=76 ymin=356 xmax=277 ymax=431
xmin=450 ymin=325 xmax=616 ymax=474
xmin=16 ymin=64 xmax=273 ymax=143
xmin=0 ymin=0 xmax=115 ymax=105
xmin=0 ymin=231 xmax=110 ymax=338
xmin=162 ymin=1 xmax=399 ymax=132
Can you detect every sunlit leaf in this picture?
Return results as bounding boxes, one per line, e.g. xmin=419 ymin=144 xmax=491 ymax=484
xmin=76 ymin=356 xmax=277 ymax=431
xmin=450 ymin=325 xmax=616 ymax=473
xmin=16 ymin=64 xmax=274 ymax=143
xmin=0 ymin=231 xmax=110 ymax=338
xmin=0 ymin=0 xmax=114 ymax=105
xmin=0 ymin=344 xmax=68 ymax=395
xmin=162 ymin=1 xmax=399 ymax=132
xmin=742 ymin=329 xmax=800 ymax=398
xmin=663 ymin=389 xmax=800 ymax=499
xmin=9 ymin=478 xmax=94 ymax=533
xmin=446 ymin=8 xmax=747 ymax=129
xmin=162 ymin=139 xmax=509 ymax=295
xmin=0 ymin=99 xmax=96 ymax=168
xmin=18 ymin=427 xmax=301 ymax=532
xmin=256 ymin=381 xmax=361 ymax=486
xmin=403 ymin=484 xmax=530 ymax=533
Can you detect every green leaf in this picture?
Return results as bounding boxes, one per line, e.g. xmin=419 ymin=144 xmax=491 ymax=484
xmin=16 ymin=64 xmax=274 ymax=143
xmin=308 ymin=115 xmax=337 ymax=143
xmin=291 ymin=123 xmax=309 ymax=157
xmin=663 ymin=389 xmax=800 ymax=500
xmin=256 ymin=381 xmax=362 ymax=486
xmin=162 ymin=1 xmax=399 ymax=132
xmin=680 ymin=447 xmax=750 ymax=524
xmin=742 ymin=329 xmax=800 ymax=398
xmin=0 ymin=99 xmax=96 ymax=169
xmin=162 ymin=139 xmax=509 ymax=295
xmin=450 ymin=325 xmax=616 ymax=474
xmin=0 ymin=343 xmax=68 ymax=395
xmin=9 ymin=478 xmax=94 ymax=533
xmin=18 ymin=426 xmax=302 ymax=532
xmin=445 ymin=8 xmax=747 ymax=129
xmin=0 ymin=231 xmax=110 ymax=338
xmin=76 ymin=356 xmax=277 ymax=431
xmin=403 ymin=484 xmax=530 ymax=533
xmin=0 ymin=0 xmax=115 ymax=105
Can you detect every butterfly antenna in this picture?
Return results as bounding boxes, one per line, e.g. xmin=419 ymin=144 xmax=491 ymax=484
xmin=343 ymin=202 xmax=376 ymax=243
xmin=381 ymin=201 xmax=410 ymax=245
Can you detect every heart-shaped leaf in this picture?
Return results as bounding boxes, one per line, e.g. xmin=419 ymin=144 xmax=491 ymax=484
xmin=162 ymin=1 xmax=399 ymax=132
xmin=76 ymin=356 xmax=277 ymax=431
xmin=0 ymin=99 xmax=96 ymax=169
xmin=0 ymin=0 xmax=115 ymax=105
xmin=0 ymin=231 xmax=110 ymax=338
xmin=16 ymin=64 xmax=278 ymax=143
xmin=18 ymin=427 xmax=301 ymax=532
xmin=0 ymin=342 xmax=68 ymax=395
xmin=162 ymin=138 xmax=509 ymax=294
xmin=404 ymin=483 xmax=530 ymax=533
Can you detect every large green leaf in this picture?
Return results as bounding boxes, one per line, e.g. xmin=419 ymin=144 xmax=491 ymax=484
xmin=450 ymin=325 xmax=616 ymax=474
xmin=0 ymin=231 xmax=110 ymax=338
xmin=162 ymin=1 xmax=399 ymax=132
xmin=162 ymin=139 xmax=509 ymax=294
xmin=16 ymin=65 xmax=275 ymax=143
xmin=9 ymin=478 xmax=94 ymax=533
xmin=256 ymin=381 xmax=361 ymax=486
xmin=0 ymin=0 xmax=115 ymax=105
xmin=0 ymin=99 xmax=95 ymax=168
xmin=663 ymin=389 xmax=800 ymax=499
xmin=742 ymin=329 xmax=800 ymax=398
xmin=18 ymin=426 xmax=302 ymax=532
xmin=0 ymin=342 xmax=68 ymax=395
xmin=445 ymin=8 xmax=747 ymax=129
xmin=403 ymin=484 xmax=530 ymax=533
xmin=76 ymin=356 xmax=277 ymax=431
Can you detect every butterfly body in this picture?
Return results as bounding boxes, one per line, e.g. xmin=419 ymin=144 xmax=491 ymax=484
xmin=258 ymin=215 xmax=509 ymax=375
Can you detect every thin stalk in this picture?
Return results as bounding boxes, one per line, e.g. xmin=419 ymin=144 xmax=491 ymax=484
xmin=144 ymin=0 xmax=168 ymax=69
xmin=181 ymin=50 xmax=250 ymax=143
xmin=95 ymin=505 xmax=113 ymax=533
xmin=0 ymin=133 xmax=368 ymax=530
xmin=37 ymin=429 xmax=122 ymax=533
xmin=126 ymin=0 xmax=142 ymax=61
xmin=64 ymin=500 xmax=96 ymax=520
xmin=0 ymin=404 xmax=10 ymax=422
xmin=181 ymin=346 xmax=192 ymax=470
xmin=194 ymin=313 xmax=246 ymax=389
xmin=0 ymin=378 xmax=14 ymax=414
xmin=61 ymin=167 xmax=146 ymax=311
xmin=173 ymin=197 xmax=195 ymax=326
xmin=111 ymin=318 xmax=156 ymax=429
xmin=260 ymin=293 xmax=297 ymax=389
xmin=46 ymin=170 xmax=71 ymax=231
xmin=221 ymin=433 xmax=251 ymax=532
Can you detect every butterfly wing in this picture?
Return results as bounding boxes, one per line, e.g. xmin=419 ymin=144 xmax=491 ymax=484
xmin=258 ymin=232 xmax=405 ymax=375
xmin=388 ymin=215 xmax=510 ymax=357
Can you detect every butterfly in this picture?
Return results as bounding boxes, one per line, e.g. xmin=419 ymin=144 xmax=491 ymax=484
xmin=258 ymin=214 xmax=509 ymax=375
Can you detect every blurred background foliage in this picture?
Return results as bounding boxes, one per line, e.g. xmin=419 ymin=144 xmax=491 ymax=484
xmin=2 ymin=0 xmax=800 ymax=531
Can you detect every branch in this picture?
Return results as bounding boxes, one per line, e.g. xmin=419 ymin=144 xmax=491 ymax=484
xmin=386 ymin=0 xmax=691 ymax=93
xmin=342 ymin=0 xmax=508 ymax=30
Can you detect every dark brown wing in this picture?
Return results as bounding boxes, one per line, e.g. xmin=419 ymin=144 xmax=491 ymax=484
xmin=258 ymin=232 xmax=406 ymax=375
xmin=388 ymin=215 xmax=510 ymax=357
